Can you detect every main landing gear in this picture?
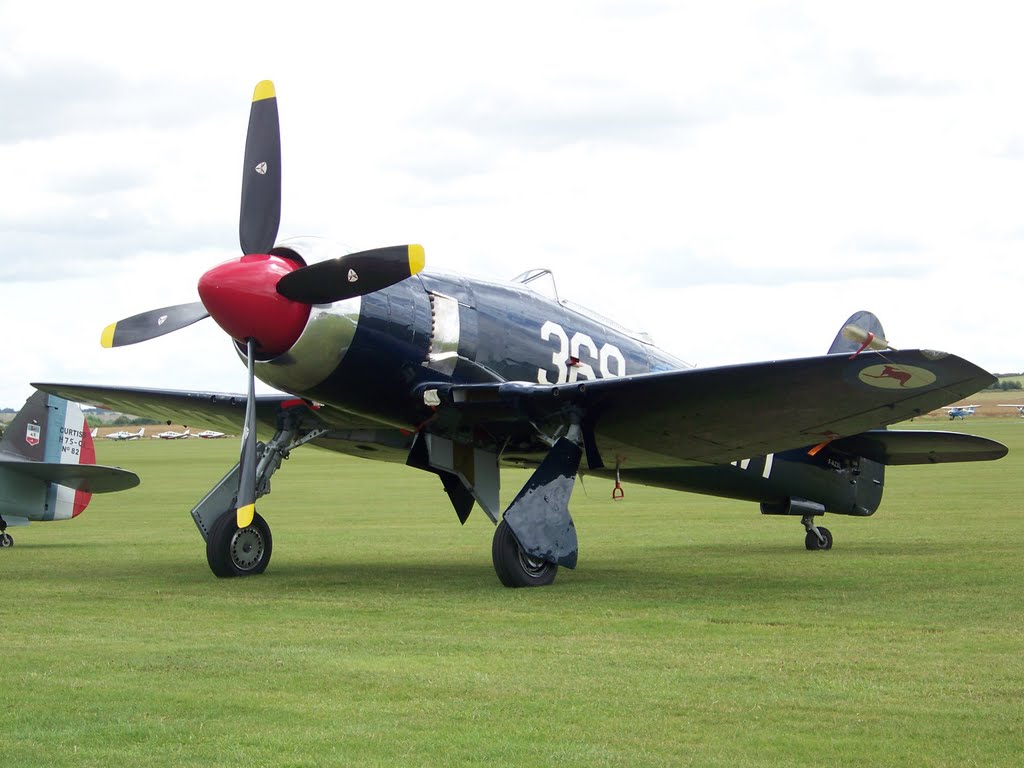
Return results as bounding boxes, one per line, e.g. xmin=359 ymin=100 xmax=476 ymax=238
xmin=190 ymin=407 xmax=324 ymax=578
xmin=0 ymin=517 xmax=11 ymax=548
xmin=492 ymin=519 xmax=558 ymax=587
xmin=489 ymin=434 xmax=583 ymax=588
xmin=802 ymin=515 xmax=833 ymax=551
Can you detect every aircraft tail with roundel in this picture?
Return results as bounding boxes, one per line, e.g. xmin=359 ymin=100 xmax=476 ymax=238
xmin=0 ymin=390 xmax=139 ymax=545
xmin=632 ymin=311 xmax=1007 ymax=551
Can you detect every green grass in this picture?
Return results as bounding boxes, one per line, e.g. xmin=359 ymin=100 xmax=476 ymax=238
xmin=2 ymin=423 xmax=1023 ymax=767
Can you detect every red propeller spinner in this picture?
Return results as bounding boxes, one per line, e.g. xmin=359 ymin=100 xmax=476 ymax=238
xmin=197 ymin=254 xmax=310 ymax=356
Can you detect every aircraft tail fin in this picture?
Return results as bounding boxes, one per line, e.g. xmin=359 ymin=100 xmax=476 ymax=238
xmin=0 ymin=391 xmax=139 ymax=522
xmin=816 ymin=313 xmax=890 ymax=514
xmin=827 ymin=311 xmax=886 ymax=355
xmin=0 ymin=390 xmax=74 ymax=463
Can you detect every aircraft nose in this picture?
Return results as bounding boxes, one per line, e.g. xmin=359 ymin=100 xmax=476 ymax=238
xmin=197 ymin=254 xmax=311 ymax=356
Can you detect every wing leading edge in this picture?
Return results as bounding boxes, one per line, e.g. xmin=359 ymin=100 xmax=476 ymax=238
xmin=30 ymin=382 xmax=396 ymax=442
xmin=30 ymin=383 xmax=308 ymax=438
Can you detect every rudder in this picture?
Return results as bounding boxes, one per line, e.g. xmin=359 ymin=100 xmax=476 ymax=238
xmin=827 ymin=311 xmax=886 ymax=355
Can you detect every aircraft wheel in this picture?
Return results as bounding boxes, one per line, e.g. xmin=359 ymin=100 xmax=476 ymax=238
xmin=491 ymin=518 xmax=558 ymax=588
xmin=206 ymin=510 xmax=273 ymax=577
xmin=804 ymin=526 xmax=833 ymax=551
xmin=0 ymin=532 xmax=13 ymax=548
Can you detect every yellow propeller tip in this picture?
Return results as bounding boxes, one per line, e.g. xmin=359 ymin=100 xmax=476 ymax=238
xmin=408 ymin=244 xmax=425 ymax=276
xmin=237 ymin=504 xmax=255 ymax=528
xmin=100 ymin=323 xmax=116 ymax=349
xmin=253 ymin=80 xmax=276 ymax=102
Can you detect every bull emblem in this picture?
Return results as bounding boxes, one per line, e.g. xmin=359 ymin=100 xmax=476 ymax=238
xmin=863 ymin=365 xmax=912 ymax=387
xmin=857 ymin=363 xmax=935 ymax=390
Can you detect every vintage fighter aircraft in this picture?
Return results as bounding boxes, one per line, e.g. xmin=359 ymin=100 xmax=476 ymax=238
xmin=0 ymin=391 xmax=139 ymax=547
xmin=34 ymin=81 xmax=1006 ymax=585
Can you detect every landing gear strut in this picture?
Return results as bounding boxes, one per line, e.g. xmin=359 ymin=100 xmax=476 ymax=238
xmin=189 ymin=405 xmax=324 ymax=578
xmin=489 ymin=432 xmax=583 ymax=587
xmin=802 ymin=515 xmax=833 ymax=550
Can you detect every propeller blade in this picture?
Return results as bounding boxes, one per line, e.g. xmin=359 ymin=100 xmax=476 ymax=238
xmin=236 ymin=338 xmax=258 ymax=528
xmin=239 ymin=80 xmax=282 ymax=255
xmin=100 ymin=302 xmax=210 ymax=348
xmin=275 ymin=244 xmax=425 ymax=304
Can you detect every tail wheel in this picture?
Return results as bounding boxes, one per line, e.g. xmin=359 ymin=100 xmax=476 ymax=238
xmin=206 ymin=510 xmax=273 ymax=577
xmin=491 ymin=519 xmax=558 ymax=588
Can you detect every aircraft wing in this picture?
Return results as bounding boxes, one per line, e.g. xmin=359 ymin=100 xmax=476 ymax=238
xmin=428 ymin=349 xmax=996 ymax=467
xmin=29 ymin=383 xmax=372 ymax=438
xmin=827 ymin=430 xmax=1007 ymax=465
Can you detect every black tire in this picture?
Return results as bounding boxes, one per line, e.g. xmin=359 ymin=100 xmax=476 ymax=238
xmin=804 ymin=526 xmax=833 ymax=551
xmin=0 ymin=532 xmax=13 ymax=548
xmin=491 ymin=519 xmax=558 ymax=588
xmin=206 ymin=510 xmax=273 ymax=577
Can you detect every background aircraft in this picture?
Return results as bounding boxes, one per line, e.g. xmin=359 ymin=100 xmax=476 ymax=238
xmin=35 ymin=81 xmax=1006 ymax=585
xmin=0 ymin=391 xmax=140 ymax=547
xmin=944 ymin=405 xmax=980 ymax=420
xmin=104 ymin=427 xmax=145 ymax=440
xmin=154 ymin=428 xmax=190 ymax=440
xmin=998 ymin=404 xmax=1024 ymax=417
xmin=195 ymin=430 xmax=227 ymax=439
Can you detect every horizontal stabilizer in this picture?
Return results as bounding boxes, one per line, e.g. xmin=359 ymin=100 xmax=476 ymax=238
xmin=0 ymin=458 xmax=140 ymax=492
xmin=829 ymin=430 xmax=1007 ymax=465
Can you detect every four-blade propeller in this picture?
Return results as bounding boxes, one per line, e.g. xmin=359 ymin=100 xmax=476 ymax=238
xmin=100 ymin=79 xmax=426 ymax=532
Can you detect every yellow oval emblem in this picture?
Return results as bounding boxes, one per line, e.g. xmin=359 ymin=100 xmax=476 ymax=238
xmin=858 ymin=364 xmax=936 ymax=389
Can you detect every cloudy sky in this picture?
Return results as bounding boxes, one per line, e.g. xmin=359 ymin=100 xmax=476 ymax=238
xmin=2 ymin=1 xmax=1021 ymax=408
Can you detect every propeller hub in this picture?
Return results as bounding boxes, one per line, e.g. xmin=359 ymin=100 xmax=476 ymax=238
xmin=198 ymin=254 xmax=310 ymax=356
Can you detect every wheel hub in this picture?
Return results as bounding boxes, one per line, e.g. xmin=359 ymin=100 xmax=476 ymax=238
xmin=230 ymin=526 xmax=265 ymax=571
xmin=517 ymin=550 xmax=550 ymax=578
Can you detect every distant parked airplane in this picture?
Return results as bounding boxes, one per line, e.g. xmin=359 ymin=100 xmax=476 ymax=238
xmin=195 ymin=430 xmax=226 ymax=439
xmin=997 ymin=404 xmax=1024 ymax=417
xmin=104 ymin=427 xmax=145 ymax=440
xmin=944 ymin=405 xmax=980 ymax=420
xmin=0 ymin=391 xmax=139 ymax=547
xmin=155 ymin=428 xmax=190 ymax=440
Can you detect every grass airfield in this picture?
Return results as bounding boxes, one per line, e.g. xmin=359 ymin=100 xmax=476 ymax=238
xmin=2 ymin=420 xmax=1022 ymax=767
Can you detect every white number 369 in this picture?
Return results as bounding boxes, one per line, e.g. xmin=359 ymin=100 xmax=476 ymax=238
xmin=537 ymin=320 xmax=626 ymax=384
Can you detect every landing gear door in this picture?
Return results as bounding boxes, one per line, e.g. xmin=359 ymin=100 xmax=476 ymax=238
xmin=422 ymin=433 xmax=500 ymax=522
